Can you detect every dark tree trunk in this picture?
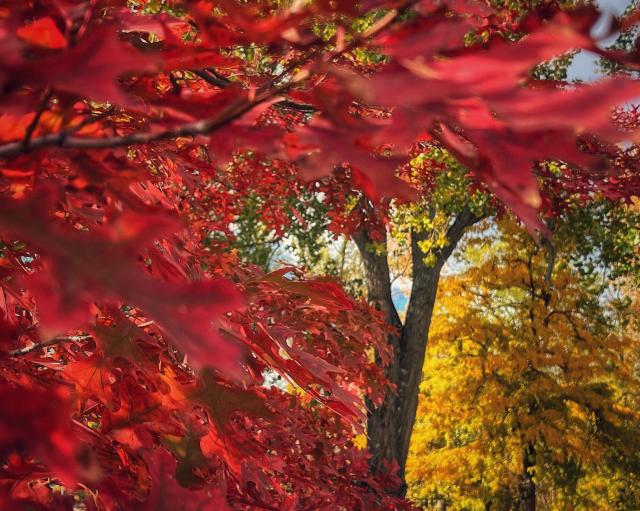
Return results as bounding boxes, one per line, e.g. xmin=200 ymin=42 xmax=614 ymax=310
xmin=354 ymin=209 xmax=479 ymax=488
xmin=519 ymin=443 xmax=536 ymax=511
xmin=352 ymin=228 xmax=403 ymax=476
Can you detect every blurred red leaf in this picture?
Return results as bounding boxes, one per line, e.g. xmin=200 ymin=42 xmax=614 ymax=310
xmin=0 ymin=385 xmax=80 ymax=485
xmin=17 ymin=17 xmax=67 ymax=50
xmin=142 ymin=448 xmax=231 ymax=511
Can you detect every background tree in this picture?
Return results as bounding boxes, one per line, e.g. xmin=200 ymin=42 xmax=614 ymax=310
xmin=407 ymin=213 xmax=640 ymax=510
xmin=215 ymin=2 xmax=640 ymax=486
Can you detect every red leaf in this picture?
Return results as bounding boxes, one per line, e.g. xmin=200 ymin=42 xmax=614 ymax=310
xmin=0 ymin=385 xmax=80 ymax=484
xmin=142 ymin=448 xmax=231 ymax=511
xmin=493 ymin=78 xmax=640 ymax=137
xmin=17 ymin=17 xmax=67 ymax=49
xmin=9 ymin=25 xmax=158 ymax=105
xmin=286 ymin=119 xmax=416 ymax=201
xmin=0 ymin=188 xmax=244 ymax=375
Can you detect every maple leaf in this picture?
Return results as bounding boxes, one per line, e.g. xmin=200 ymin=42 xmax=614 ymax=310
xmin=492 ymin=78 xmax=640 ymax=137
xmin=64 ymin=355 xmax=116 ymax=405
xmin=375 ymin=15 xmax=471 ymax=62
xmin=261 ymin=268 xmax=356 ymax=310
xmin=0 ymin=188 xmax=244 ymax=375
xmin=188 ymin=370 xmax=276 ymax=479
xmin=16 ymin=17 xmax=67 ymax=50
xmin=235 ymin=322 xmax=367 ymax=427
xmin=5 ymin=25 xmax=157 ymax=106
xmin=162 ymin=426 xmax=211 ymax=488
xmin=364 ymin=9 xmax=639 ymax=230
xmin=286 ymin=118 xmax=416 ymax=201
xmin=91 ymin=308 xmax=153 ymax=364
xmin=142 ymin=448 xmax=230 ymax=511
xmin=192 ymin=369 xmax=273 ymax=431
xmin=0 ymin=385 xmax=80 ymax=485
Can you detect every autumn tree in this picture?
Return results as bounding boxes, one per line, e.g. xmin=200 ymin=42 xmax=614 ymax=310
xmin=407 ymin=214 xmax=640 ymax=510
xmin=0 ymin=0 xmax=639 ymax=508
xmin=209 ymin=2 xmax=640 ymax=487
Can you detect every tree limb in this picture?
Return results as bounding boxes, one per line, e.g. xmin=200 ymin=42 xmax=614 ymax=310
xmin=192 ymin=68 xmax=232 ymax=88
xmin=0 ymin=0 xmax=416 ymax=161
xmin=10 ymin=334 xmax=92 ymax=356
xmin=22 ymin=88 xmax=52 ymax=149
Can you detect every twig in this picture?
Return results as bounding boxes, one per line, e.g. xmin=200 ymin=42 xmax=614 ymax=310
xmin=543 ymin=240 xmax=556 ymax=288
xmin=10 ymin=334 xmax=92 ymax=356
xmin=169 ymin=71 xmax=183 ymax=93
xmin=193 ymin=68 xmax=232 ymax=88
xmin=0 ymin=0 xmax=418 ymax=160
xmin=22 ymin=88 xmax=52 ymax=149
xmin=276 ymin=100 xmax=317 ymax=113
xmin=542 ymin=219 xmax=556 ymax=304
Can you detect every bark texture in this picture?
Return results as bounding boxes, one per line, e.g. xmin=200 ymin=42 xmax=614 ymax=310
xmin=354 ymin=209 xmax=479 ymax=487
xmin=519 ymin=443 xmax=536 ymax=511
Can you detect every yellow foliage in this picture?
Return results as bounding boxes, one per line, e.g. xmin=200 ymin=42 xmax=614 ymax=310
xmin=406 ymin=217 xmax=640 ymax=510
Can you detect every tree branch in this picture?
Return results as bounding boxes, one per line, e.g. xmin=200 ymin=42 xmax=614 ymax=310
xmin=10 ymin=334 xmax=92 ymax=356
xmin=192 ymin=68 xmax=232 ymax=88
xmin=22 ymin=88 xmax=52 ymax=149
xmin=0 ymin=0 xmax=416 ymax=161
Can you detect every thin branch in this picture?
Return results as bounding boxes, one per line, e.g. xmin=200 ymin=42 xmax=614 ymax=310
xmin=0 ymin=0 xmax=416 ymax=160
xmin=10 ymin=334 xmax=92 ymax=356
xmin=22 ymin=88 xmax=52 ymax=149
xmin=275 ymin=100 xmax=318 ymax=113
xmin=542 ymin=218 xmax=557 ymax=295
xmin=0 ymin=92 xmax=264 ymax=159
xmin=193 ymin=68 xmax=232 ymax=88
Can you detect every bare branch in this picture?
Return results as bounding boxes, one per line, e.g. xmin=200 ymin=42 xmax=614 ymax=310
xmin=193 ymin=68 xmax=232 ymax=88
xmin=0 ymin=93 xmax=263 ymax=159
xmin=10 ymin=334 xmax=92 ymax=356
xmin=22 ymin=88 xmax=53 ymax=149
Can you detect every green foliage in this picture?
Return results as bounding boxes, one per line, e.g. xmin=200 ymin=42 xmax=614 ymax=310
xmin=391 ymin=145 xmax=492 ymax=267
xmin=531 ymin=51 xmax=576 ymax=82
xmin=556 ymin=198 xmax=640 ymax=283
xmin=223 ymin=188 xmax=332 ymax=271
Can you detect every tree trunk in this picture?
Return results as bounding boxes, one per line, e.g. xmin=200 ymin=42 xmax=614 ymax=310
xmin=519 ymin=443 xmax=536 ymax=511
xmin=352 ymin=228 xmax=404 ymax=477
xmin=354 ymin=209 xmax=479 ymax=488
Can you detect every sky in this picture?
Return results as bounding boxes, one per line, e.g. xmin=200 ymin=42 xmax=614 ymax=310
xmin=568 ymin=0 xmax=634 ymax=81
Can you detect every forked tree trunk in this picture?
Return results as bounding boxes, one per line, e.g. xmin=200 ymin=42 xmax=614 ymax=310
xmin=353 ymin=209 xmax=479 ymax=489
